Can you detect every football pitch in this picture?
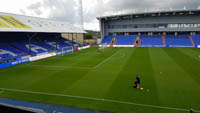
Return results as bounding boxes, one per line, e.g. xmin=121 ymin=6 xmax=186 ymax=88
xmin=0 ymin=47 xmax=200 ymax=113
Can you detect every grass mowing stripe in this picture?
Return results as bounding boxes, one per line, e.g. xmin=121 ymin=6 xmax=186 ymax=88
xmin=0 ymin=88 xmax=199 ymax=112
xmin=1 ymin=48 xmax=200 ymax=113
xmin=177 ymin=48 xmax=200 ymax=62
xmin=0 ymin=68 xmax=13 ymax=72
xmin=93 ymin=49 xmax=121 ymax=69
xmin=105 ymin=48 xmax=160 ymax=104
xmin=149 ymin=48 xmax=197 ymax=109
xmin=66 ymin=48 xmax=128 ymax=98
xmin=163 ymin=48 xmax=200 ymax=86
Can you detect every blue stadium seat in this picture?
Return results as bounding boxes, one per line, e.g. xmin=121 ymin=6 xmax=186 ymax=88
xmin=140 ymin=35 xmax=163 ymax=47
xmin=101 ymin=36 xmax=114 ymax=45
xmin=192 ymin=35 xmax=200 ymax=45
xmin=116 ymin=35 xmax=137 ymax=45
xmin=0 ymin=45 xmax=29 ymax=61
xmin=0 ymin=35 xmax=79 ymax=63
xmin=165 ymin=35 xmax=193 ymax=47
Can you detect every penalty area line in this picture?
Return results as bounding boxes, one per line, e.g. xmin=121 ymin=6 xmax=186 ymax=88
xmin=93 ymin=50 xmax=121 ymax=69
xmin=0 ymin=88 xmax=199 ymax=112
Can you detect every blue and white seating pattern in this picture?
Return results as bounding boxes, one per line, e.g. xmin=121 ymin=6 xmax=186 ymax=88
xmin=13 ymin=44 xmax=49 ymax=55
xmin=0 ymin=45 xmax=28 ymax=61
xmin=0 ymin=37 xmax=80 ymax=63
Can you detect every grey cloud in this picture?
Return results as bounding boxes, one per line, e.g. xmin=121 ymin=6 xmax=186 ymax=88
xmin=27 ymin=2 xmax=42 ymax=10
xmin=44 ymin=0 xmax=78 ymax=23
xmin=25 ymin=0 xmax=79 ymax=24
xmin=85 ymin=0 xmax=200 ymax=22
xmin=24 ymin=0 xmax=200 ymax=30
xmin=26 ymin=2 xmax=43 ymax=16
xmin=19 ymin=9 xmax=26 ymax=15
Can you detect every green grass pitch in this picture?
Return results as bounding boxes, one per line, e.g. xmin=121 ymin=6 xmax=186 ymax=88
xmin=0 ymin=47 xmax=200 ymax=113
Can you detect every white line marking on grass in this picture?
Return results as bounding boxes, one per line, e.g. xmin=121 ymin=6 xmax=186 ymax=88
xmin=0 ymin=88 xmax=199 ymax=112
xmin=93 ymin=50 xmax=121 ymax=69
xmin=26 ymin=65 xmax=92 ymax=70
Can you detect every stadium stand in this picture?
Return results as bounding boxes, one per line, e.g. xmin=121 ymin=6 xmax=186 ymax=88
xmin=101 ymin=35 xmax=200 ymax=47
xmin=0 ymin=34 xmax=79 ymax=64
xmin=0 ymin=45 xmax=29 ymax=61
xmin=0 ymin=12 xmax=85 ymax=69
xmin=101 ymin=36 xmax=114 ymax=45
xmin=115 ymin=35 xmax=137 ymax=45
xmin=140 ymin=35 xmax=164 ymax=47
xmin=192 ymin=35 xmax=200 ymax=45
xmin=165 ymin=35 xmax=193 ymax=47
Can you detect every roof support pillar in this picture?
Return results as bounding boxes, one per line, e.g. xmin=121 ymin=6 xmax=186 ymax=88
xmin=55 ymin=34 xmax=60 ymax=51
xmin=27 ymin=33 xmax=37 ymax=56
xmin=76 ymin=33 xmax=78 ymax=44
xmin=72 ymin=33 xmax=74 ymax=46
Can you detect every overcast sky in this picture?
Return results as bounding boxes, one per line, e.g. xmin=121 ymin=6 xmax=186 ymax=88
xmin=0 ymin=0 xmax=200 ymax=31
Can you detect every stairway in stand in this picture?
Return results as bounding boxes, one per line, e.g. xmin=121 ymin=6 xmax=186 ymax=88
xmin=134 ymin=36 xmax=141 ymax=47
xmin=114 ymin=38 xmax=117 ymax=45
xmin=162 ymin=35 xmax=166 ymax=46
xmin=138 ymin=39 xmax=141 ymax=46
xmin=189 ymin=36 xmax=195 ymax=46
xmin=133 ymin=39 xmax=137 ymax=46
xmin=9 ymin=44 xmax=31 ymax=55
xmin=110 ymin=38 xmax=117 ymax=46
xmin=109 ymin=40 xmax=113 ymax=46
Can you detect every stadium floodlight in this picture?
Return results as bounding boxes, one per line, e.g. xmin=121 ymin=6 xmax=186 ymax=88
xmin=78 ymin=0 xmax=84 ymax=30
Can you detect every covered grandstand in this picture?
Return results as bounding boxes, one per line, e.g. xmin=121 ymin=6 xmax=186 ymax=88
xmin=97 ymin=9 xmax=200 ymax=48
xmin=0 ymin=12 xmax=86 ymax=69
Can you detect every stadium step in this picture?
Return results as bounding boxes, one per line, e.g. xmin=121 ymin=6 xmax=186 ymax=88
xmin=138 ymin=39 xmax=141 ymax=46
xmin=109 ymin=40 xmax=113 ymax=46
xmin=189 ymin=36 xmax=195 ymax=46
xmin=110 ymin=38 xmax=117 ymax=46
xmin=133 ymin=39 xmax=137 ymax=46
xmin=9 ymin=45 xmax=31 ymax=55
xmin=114 ymin=38 xmax=117 ymax=45
xmin=162 ymin=35 xmax=166 ymax=46
xmin=134 ymin=36 xmax=141 ymax=47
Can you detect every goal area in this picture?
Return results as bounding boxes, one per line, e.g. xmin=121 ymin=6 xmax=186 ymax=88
xmin=57 ymin=46 xmax=74 ymax=56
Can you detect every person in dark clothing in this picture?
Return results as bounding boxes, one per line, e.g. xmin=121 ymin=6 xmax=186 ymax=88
xmin=136 ymin=75 xmax=140 ymax=88
xmin=133 ymin=80 xmax=138 ymax=88
xmin=136 ymin=75 xmax=140 ymax=83
xmin=190 ymin=108 xmax=194 ymax=113
xmin=136 ymin=40 xmax=139 ymax=45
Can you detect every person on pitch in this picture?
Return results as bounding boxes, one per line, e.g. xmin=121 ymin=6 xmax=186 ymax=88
xmin=136 ymin=74 xmax=140 ymax=88
xmin=133 ymin=80 xmax=138 ymax=88
xmin=190 ymin=108 xmax=194 ymax=113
